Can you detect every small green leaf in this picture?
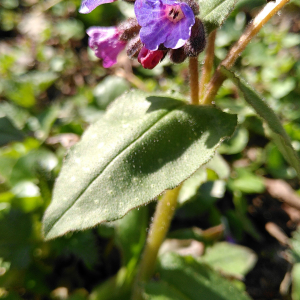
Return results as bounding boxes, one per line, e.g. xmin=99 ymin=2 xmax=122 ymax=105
xmin=205 ymin=153 xmax=230 ymax=180
xmin=115 ymin=206 xmax=148 ymax=267
xmin=0 ymin=209 xmax=32 ymax=269
xmin=200 ymin=242 xmax=257 ymax=277
xmin=200 ymin=0 xmax=238 ymax=35
xmin=144 ymin=252 xmax=251 ymax=300
xmin=93 ymin=76 xmax=130 ymax=110
xmin=0 ymin=116 xmax=24 ymax=146
xmin=218 ymin=127 xmax=249 ymax=155
xmin=228 ymin=168 xmax=265 ymax=194
xmin=43 ymin=91 xmax=237 ymax=240
xmin=223 ymin=67 xmax=300 ymax=180
xmin=178 ymin=168 xmax=207 ymax=205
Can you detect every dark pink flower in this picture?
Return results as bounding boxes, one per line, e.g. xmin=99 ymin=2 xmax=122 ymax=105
xmin=87 ymin=27 xmax=126 ymax=68
xmin=79 ymin=0 xmax=117 ymax=14
xmin=138 ymin=46 xmax=164 ymax=69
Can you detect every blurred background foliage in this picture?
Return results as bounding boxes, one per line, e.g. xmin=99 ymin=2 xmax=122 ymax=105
xmin=1 ymin=0 xmax=300 ymax=299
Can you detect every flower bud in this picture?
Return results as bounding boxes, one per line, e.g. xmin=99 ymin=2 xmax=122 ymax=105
xmin=169 ymin=47 xmax=187 ymax=64
xmin=119 ymin=18 xmax=141 ymax=41
xmin=127 ymin=36 xmax=143 ymax=59
xmin=138 ymin=46 xmax=165 ymax=69
xmin=184 ymin=18 xmax=206 ymax=57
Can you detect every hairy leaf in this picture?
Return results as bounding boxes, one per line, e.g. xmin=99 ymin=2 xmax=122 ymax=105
xmin=199 ymin=0 xmax=238 ymax=34
xmin=43 ymin=91 xmax=237 ymax=240
xmin=144 ymin=252 xmax=251 ymax=300
xmin=223 ymin=67 xmax=300 ymax=180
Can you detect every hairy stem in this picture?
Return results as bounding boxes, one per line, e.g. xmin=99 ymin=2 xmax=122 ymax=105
xmin=199 ymin=30 xmax=217 ymax=103
xmin=202 ymin=0 xmax=291 ymax=105
xmin=189 ymin=57 xmax=199 ymax=105
xmin=131 ymin=186 xmax=181 ymax=300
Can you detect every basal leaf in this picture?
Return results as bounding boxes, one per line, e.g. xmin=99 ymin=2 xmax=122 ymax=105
xmin=144 ymin=252 xmax=251 ymax=300
xmin=199 ymin=0 xmax=238 ymax=34
xmin=222 ymin=67 xmax=300 ymax=180
xmin=43 ymin=91 xmax=237 ymax=240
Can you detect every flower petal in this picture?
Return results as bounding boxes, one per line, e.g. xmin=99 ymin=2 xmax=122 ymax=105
xmin=79 ymin=0 xmax=116 ymax=14
xmin=134 ymin=0 xmax=163 ymax=27
xmin=139 ymin=19 xmax=170 ymax=50
xmin=164 ymin=3 xmax=195 ymax=49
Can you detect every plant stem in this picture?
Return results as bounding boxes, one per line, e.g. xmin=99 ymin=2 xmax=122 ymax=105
xmin=189 ymin=57 xmax=199 ymax=105
xmin=199 ymin=30 xmax=217 ymax=103
xmin=202 ymin=0 xmax=291 ymax=105
xmin=131 ymin=186 xmax=181 ymax=300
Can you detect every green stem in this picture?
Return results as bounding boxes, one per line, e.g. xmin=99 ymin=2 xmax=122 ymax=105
xmin=202 ymin=0 xmax=291 ymax=105
xmin=131 ymin=186 xmax=181 ymax=300
xmin=199 ymin=30 xmax=217 ymax=103
xmin=189 ymin=57 xmax=199 ymax=105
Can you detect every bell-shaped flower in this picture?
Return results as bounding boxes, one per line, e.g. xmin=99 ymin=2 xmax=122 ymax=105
xmin=134 ymin=0 xmax=195 ymax=51
xmin=87 ymin=27 xmax=126 ymax=68
xmin=79 ymin=0 xmax=117 ymax=14
xmin=138 ymin=46 xmax=165 ymax=69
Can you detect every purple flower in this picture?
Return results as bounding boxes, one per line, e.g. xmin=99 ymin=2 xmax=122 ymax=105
xmin=79 ymin=0 xmax=116 ymax=14
xmin=87 ymin=27 xmax=126 ymax=68
xmin=134 ymin=0 xmax=195 ymax=51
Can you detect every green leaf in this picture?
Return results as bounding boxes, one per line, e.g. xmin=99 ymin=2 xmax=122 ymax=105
xmin=51 ymin=231 xmax=98 ymax=269
xmin=178 ymin=168 xmax=207 ymax=205
xmin=222 ymin=67 xmax=300 ymax=180
xmin=0 ymin=116 xmax=25 ymax=146
xmin=144 ymin=252 xmax=251 ymax=300
xmin=218 ymin=127 xmax=249 ymax=155
xmin=200 ymin=0 xmax=238 ymax=35
xmin=93 ymin=76 xmax=130 ymax=110
xmin=228 ymin=168 xmax=265 ymax=194
xmin=43 ymin=91 xmax=237 ymax=240
xmin=10 ymin=149 xmax=58 ymax=185
xmin=0 ymin=209 xmax=32 ymax=269
xmin=200 ymin=242 xmax=257 ymax=277
xmin=205 ymin=153 xmax=230 ymax=180
xmin=115 ymin=206 xmax=148 ymax=267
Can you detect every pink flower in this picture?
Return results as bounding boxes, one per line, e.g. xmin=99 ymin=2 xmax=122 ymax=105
xmin=87 ymin=27 xmax=126 ymax=68
xmin=138 ymin=46 xmax=165 ymax=69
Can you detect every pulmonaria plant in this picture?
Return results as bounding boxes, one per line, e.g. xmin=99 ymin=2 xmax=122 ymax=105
xmin=43 ymin=1 xmax=297 ymax=300
xmin=80 ymin=0 xmax=206 ymax=69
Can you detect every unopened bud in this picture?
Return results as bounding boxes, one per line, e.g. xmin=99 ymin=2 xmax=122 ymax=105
xmin=180 ymin=0 xmax=199 ymax=15
xmin=119 ymin=18 xmax=141 ymax=41
xmin=169 ymin=47 xmax=187 ymax=64
xmin=184 ymin=18 xmax=206 ymax=57
xmin=138 ymin=46 xmax=165 ymax=69
xmin=126 ymin=36 xmax=143 ymax=59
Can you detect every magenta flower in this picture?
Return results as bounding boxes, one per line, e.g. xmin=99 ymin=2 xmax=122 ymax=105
xmin=138 ymin=46 xmax=165 ymax=69
xmin=87 ymin=27 xmax=126 ymax=68
xmin=79 ymin=0 xmax=117 ymax=14
xmin=134 ymin=0 xmax=195 ymax=51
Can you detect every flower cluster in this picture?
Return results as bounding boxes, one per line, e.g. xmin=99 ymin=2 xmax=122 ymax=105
xmin=80 ymin=0 xmax=206 ymax=69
